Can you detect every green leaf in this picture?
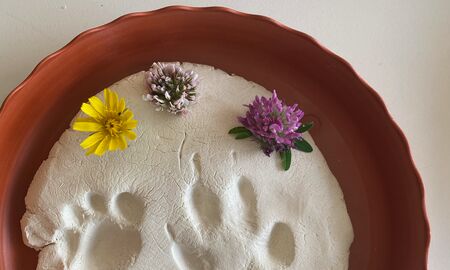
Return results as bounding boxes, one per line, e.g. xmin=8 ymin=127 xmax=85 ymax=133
xmin=297 ymin=122 xmax=314 ymax=133
xmin=280 ymin=149 xmax=292 ymax=171
xmin=294 ymin=139 xmax=313 ymax=153
xmin=229 ymin=126 xmax=253 ymax=140
xmin=234 ymin=131 xmax=253 ymax=139
xmin=229 ymin=126 xmax=250 ymax=134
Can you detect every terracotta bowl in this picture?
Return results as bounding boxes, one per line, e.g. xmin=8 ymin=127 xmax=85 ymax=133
xmin=0 ymin=6 xmax=429 ymax=270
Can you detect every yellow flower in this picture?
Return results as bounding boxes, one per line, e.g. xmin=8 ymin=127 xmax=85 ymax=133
xmin=73 ymin=88 xmax=138 ymax=156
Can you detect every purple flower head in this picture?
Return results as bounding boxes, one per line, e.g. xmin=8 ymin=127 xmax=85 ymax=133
xmin=238 ymin=91 xmax=304 ymax=156
xmin=143 ymin=62 xmax=199 ymax=114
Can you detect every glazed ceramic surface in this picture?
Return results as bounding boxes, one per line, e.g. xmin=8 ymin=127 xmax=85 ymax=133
xmin=0 ymin=6 xmax=429 ymax=270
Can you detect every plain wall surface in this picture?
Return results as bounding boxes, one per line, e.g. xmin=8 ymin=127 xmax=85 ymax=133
xmin=0 ymin=1 xmax=449 ymax=269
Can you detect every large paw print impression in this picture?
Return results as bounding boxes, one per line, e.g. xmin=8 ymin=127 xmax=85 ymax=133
xmin=24 ymin=192 xmax=145 ymax=270
xmin=166 ymin=154 xmax=296 ymax=270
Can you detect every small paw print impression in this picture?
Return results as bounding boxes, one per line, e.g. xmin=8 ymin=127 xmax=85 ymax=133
xmin=51 ymin=192 xmax=144 ymax=270
xmin=166 ymin=154 xmax=296 ymax=270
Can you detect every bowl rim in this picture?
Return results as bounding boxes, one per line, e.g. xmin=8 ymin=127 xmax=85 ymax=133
xmin=0 ymin=5 xmax=430 ymax=269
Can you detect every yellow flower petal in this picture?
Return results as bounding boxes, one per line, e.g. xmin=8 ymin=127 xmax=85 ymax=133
xmin=80 ymin=132 xmax=105 ymax=149
xmin=104 ymin=88 xmax=112 ymax=108
xmin=81 ymin=103 xmax=102 ymax=119
xmin=74 ymin=117 xmax=97 ymax=122
xmin=123 ymin=130 xmax=137 ymax=140
xmin=118 ymin=135 xmax=127 ymax=150
xmin=86 ymin=141 xmax=101 ymax=155
xmin=73 ymin=119 xmax=103 ymax=132
xmin=117 ymin=98 xmax=126 ymax=113
xmin=88 ymin=96 xmax=106 ymax=117
xmin=109 ymin=136 xmax=120 ymax=151
xmin=121 ymin=110 xmax=134 ymax=121
xmin=111 ymin=90 xmax=119 ymax=111
xmin=94 ymin=136 xmax=111 ymax=156
xmin=104 ymin=88 xmax=118 ymax=111
xmin=124 ymin=119 xmax=138 ymax=130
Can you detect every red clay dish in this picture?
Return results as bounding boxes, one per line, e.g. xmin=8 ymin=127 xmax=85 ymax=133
xmin=0 ymin=6 xmax=429 ymax=270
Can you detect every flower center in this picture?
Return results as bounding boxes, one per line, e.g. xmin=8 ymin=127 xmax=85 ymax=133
xmin=105 ymin=118 xmax=122 ymax=136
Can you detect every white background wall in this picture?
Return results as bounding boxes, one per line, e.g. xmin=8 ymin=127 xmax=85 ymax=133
xmin=1 ymin=1 xmax=449 ymax=268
